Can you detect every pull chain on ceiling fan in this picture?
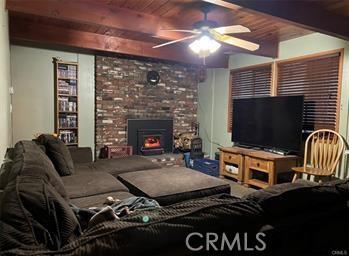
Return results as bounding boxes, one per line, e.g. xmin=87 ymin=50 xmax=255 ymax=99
xmin=152 ymin=5 xmax=259 ymax=59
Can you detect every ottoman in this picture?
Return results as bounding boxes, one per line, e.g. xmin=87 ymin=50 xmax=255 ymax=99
xmin=118 ymin=167 xmax=231 ymax=205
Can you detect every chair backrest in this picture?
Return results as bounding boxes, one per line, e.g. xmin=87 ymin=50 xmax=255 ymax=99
xmin=304 ymin=129 xmax=344 ymax=176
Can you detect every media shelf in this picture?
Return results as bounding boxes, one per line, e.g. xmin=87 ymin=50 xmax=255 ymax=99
xmin=54 ymin=59 xmax=79 ymax=146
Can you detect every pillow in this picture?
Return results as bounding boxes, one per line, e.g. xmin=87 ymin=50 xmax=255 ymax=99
xmin=37 ymin=134 xmax=75 ymax=176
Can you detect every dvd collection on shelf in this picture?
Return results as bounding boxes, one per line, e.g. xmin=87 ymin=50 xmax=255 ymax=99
xmin=55 ymin=61 xmax=79 ymax=145
xmin=58 ymin=97 xmax=77 ymax=112
xmin=58 ymin=130 xmax=77 ymax=144
xmin=59 ymin=114 xmax=77 ymax=128
xmin=58 ymin=64 xmax=77 ymax=79
xmin=58 ymin=80 xmax=77 ymax=95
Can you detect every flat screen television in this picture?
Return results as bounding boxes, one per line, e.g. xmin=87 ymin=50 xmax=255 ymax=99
xmin=232 ymin=96 xmax=304 ymax=153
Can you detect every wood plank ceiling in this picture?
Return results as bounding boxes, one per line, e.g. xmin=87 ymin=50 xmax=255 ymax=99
xmin=207 ymin=0 xmax=349 ymax=41
xmin=6 ymin=0 xmax=326 ymax=67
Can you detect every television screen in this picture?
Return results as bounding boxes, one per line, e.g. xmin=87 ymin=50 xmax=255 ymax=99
xmin=232 ymin=96 xmax=304 ymax=152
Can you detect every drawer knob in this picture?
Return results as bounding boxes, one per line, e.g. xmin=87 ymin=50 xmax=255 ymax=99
xmin=229 ymin=156 xmax=232 ymax=159
xmin=257 ymin=163 xmax=260 ymax=167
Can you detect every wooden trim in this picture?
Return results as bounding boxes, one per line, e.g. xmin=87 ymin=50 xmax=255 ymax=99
xmin=55 ymin=61 xmax=79 ymax=66
xmin=276 ymin=48 xmax=343 ymax=65
xmin=336 ymin=48 xmax=344 ymax=132
xmin=227 ymin=72 xmax=233 ymax=133
xmin=271 ymin=62 xmax=278 ymax=96
xmin=230 ymin=62 xmax=273 ymax=74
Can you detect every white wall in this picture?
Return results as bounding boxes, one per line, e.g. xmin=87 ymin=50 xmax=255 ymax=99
xmin=11 ymin=45 xmax=95 ymax=154
xmin=0 ymin=0 xmax=11 ymax=161
xmin=199 ymin=33 xmax=349 ymax=178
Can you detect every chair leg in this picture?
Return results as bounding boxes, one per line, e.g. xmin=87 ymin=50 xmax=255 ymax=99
xmin=292 ymin=172 xmax=299 ymax=183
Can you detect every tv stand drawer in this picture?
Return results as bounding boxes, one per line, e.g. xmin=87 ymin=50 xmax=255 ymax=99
xmin=219 ymin=150 xmax=244 ymax=183
xmin=222 ymin=153 xmax=239 ymax=164
xmin=248 ymin=158 xmax=269 ymax=171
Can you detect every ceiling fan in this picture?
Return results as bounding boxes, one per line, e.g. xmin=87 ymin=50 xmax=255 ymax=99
xmin=152 ymin=5 xmax=259 ymax=58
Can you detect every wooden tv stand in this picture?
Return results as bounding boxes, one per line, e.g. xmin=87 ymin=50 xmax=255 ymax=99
xmin=219 ymin=147 xmax=300 ymax=188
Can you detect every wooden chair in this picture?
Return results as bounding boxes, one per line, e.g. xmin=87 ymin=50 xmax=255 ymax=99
xmin=292 ymin=129 xmax=344 ymax=182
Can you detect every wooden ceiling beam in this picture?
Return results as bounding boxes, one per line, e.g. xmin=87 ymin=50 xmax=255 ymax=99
xmin=6 ymin=0 xmax=189 ymax=41
xmin=10 ymin=18 xmax=229 ymax=68
xmin=204 ymin=0 xmax=349 ymax=41
xmin=6 ymin=0 xmax=278 ymax=58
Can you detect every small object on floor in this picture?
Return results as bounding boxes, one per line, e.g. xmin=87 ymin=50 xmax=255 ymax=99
xmin=88 ymin=206 xmax=119 ymax=228
xmin=104 ymin=196 xmax=120 ymax=205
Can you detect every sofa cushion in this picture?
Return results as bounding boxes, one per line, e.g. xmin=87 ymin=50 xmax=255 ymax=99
xmin=62 ymin=172 xmax=129 ymax=199
xmin=69 ymin=147 xmax=93 ymax=164
xmin=37 ymin=134 xmax=75 ymax=176
xmin=118 ymin=167 xmax=231 ymax=205
xmin=74 ymin=163 xmax=95 ymax=174
xmin=92 ymin=155 xmax=161 ymax=177
xmin=70 ymin=191 xmax=134 ymax=209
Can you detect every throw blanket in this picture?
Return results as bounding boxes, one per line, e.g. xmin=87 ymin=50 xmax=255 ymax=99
xmin=71 ymin=197 xmax=160 ymax=230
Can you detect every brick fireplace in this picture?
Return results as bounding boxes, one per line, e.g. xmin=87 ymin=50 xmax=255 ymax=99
xmin=95 ymin=55 xmax=199 ymax=156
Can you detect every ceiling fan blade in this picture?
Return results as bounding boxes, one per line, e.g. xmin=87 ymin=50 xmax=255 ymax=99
xmin=211 ymin=31 xmax=259 ymax=51
xmin=152 ymin=35 xmax=198 ymax=49
xmin=159 ymin=29 xmax=200 ymax=34
xmin=212 ymin=25 xmax=251 ymax=34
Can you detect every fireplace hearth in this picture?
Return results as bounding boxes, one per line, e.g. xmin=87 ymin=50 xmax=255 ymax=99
xmin=127 ymin=119 xmax=173 ymax=155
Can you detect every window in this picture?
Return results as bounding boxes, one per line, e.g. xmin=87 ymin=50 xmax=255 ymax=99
xmin=276 ymin=50 xmax=342 ymax=131
xmin=228 ymin=64 xmax=272 ymax=132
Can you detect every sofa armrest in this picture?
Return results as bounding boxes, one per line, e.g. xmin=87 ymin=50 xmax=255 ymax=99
xmin=69 ymin=147 xmax=93 ymax=164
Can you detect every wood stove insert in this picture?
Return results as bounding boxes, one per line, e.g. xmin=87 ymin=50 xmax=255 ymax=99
xmin=127 ymin=119 xmax=173 ymax=155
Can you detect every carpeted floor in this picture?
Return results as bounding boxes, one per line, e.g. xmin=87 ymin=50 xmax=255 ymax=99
xmin=222 ymin=177 xmax=256 ymax=198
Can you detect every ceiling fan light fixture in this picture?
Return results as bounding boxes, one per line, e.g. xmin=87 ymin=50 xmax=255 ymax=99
xmin=189 ymin=35 xmax=221 ymax=57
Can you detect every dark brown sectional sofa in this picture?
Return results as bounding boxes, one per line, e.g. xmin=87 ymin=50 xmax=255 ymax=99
xmin=1 ymin=139 xmax=348 ymax=256
xmin=63 ymin=146 xmax=230 ymax=207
